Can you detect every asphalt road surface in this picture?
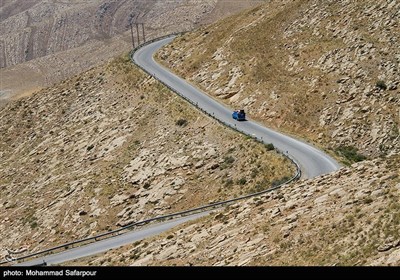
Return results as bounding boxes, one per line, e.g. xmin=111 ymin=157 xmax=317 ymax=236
xmin=133 ymin=36 xmax=341 ymax=178
xmin=15 ymin=213 xmax=208 ymax=266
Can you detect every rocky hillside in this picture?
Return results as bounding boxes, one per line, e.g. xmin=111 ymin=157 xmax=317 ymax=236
xmin=0 ymin=0 xmax=263 ymax=101
xmin=67 ymin=154 xmax=400 ymax=266
xmin=0 ymin=54 xmax=293 ymax=260
xmin=157 ymin=0 xmax=400 ymax=161
xmin=60 ymin=1 xmax=399 ymax=266
xmin=0 ymin=0 xmax=215 ymax=68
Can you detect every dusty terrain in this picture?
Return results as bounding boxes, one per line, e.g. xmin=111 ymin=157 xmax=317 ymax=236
xmin=0 ymin=54 xmax=293 ymax=260
xmin=157 ymin=0 xmax=400 ymax=161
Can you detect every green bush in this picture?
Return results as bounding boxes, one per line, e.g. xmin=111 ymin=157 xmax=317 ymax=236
xmin=237 ymin=177 xmax=247 ymax=185
xmin=30 ymin=221 xmax=38 ymax=229
xmin=265 ymin=143 xmax=275 ymax=151
xmin=175 ymin=119 xmax=188 ymax=127
xmin=376 ymin=80 xmax=387 ymax=90
xmin=336 ymin=145 xmax=366 ymax=164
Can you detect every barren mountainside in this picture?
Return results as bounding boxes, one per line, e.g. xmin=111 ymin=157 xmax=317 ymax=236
xmin=67 ymin=155 xmax=400 ymax=266
xmin=63 ymin=0 xmax=400 ymax=266
xmin=157 ymin=0 xmax=400 ymax=160
xmin=1 ymin=0 xmax=399 ymax=267
xmin=0 ymin=54 xmax=293 ymax=260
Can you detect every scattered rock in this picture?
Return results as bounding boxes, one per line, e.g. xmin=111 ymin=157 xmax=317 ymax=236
xmin=78 ymin=210 xmax=87 ymax=216
xmin=270 ymin=207 xmax=281 ymax=218
xmin=195 ymin=160 xmax=205 ymax=169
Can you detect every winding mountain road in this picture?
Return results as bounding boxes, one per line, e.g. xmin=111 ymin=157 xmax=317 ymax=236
xmin=134 ymin=36 xmax=340 ymax=178
xmin=15 ymin=213 xmax=208 ymax=266
xmin=14 ymin=35 xmax=340 ymax=266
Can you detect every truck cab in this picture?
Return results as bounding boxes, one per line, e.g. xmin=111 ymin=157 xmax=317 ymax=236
xmin=232 ymin=109 xmax=246 ymax=121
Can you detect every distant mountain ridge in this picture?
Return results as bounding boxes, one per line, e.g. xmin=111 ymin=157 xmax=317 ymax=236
xmin=0 ymin=0 xmax=264 ymax=101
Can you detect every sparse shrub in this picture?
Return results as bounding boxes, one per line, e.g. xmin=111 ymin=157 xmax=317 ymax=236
xmin=175 ymin=119 xmax=188 ymax=127
xmin=249 ymin=182 xmax=265 ymax=194
xmin=265 ymin=143 xmax=274 ymax=151
xmin=224 ymin=156 xmax=235 ymax=165
xmin=143 ymin=182 xmax=151 ymax=189
xmin=237 ymin=177 xmax=247 ymax=185
xmin=280 ymin=241 xmax=292 ymax=250
xmin=376 ymin=80 xmax=387 ymax=90
xmin=273 ymin=236 xmax=281 ymax=244
xmin=336 ymin=145 xmax=366 ymax=164
xmin=251 ymin=168 xmax=259 ymax=178
xmin=220 ymin=156 xmax=234 ymax=169
xmin=389 ymin=125 xmax=399 ymax=139
xmin=261 ymin=224 xmax=269 ymax=233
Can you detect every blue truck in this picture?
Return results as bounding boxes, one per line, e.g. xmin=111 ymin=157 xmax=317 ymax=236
xmin=232 ymin=109 xmax=246 ymax=121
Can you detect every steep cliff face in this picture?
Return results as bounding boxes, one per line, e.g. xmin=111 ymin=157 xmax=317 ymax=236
xmin=157 ymin=0 xmax=400 ymax=159
xmin=0 ymin=0 xmax=215 ymax=68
